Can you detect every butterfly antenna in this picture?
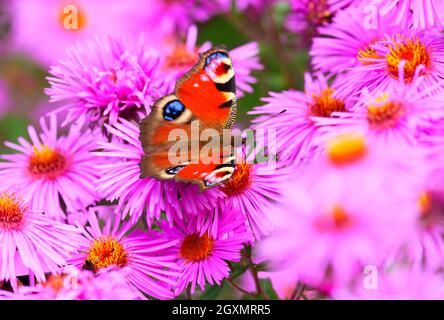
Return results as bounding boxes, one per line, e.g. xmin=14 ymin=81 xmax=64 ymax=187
xmin=249 ymin=109 xmax=287 ymax=130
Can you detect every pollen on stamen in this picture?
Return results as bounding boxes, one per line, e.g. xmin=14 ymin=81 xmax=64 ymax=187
xmin=219 ymin=163 xmax=252 ymax=197
xmin=358 ymin=47 xmax=381 ymax=65
xmin=28 ymin=144 xmax=68 ymax=180
xmin=163 ymin=44 xmax=198 ymax=71
xmin=386 ymin=37 xmax=431 ymax=83
xmin=0 ymin=192 xmax=27 ymax=230
xmin=180 ymin=232 xmax=214 ymax=262
xmin=309 ymin=88 xmax=347 ymax=118
xmin=85 ymin=237 xmax=129 ymax=272
xmin=327 ymin=133 xmax=367 ymax=166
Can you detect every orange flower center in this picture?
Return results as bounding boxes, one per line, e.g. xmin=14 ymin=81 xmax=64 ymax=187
xmin=163 ymin=45 xmax=199 ymax=71
xmin=58 ymin=4 xmax=87 ymax=31
xmin=366 ymin=93 xmax=406 ymax=130
xmin=85 ymin=237 xmax=128 ymax=272
xmin=315 ymin=205 xmax=353 ymax=231
xmin=219 ymin=163 xmax=252 ymax=196
xmin=386 ymin=38 xmax=431 ymax=83
xmin=358 ymin=47 xmax=381 ymax=65
xmin=309 ymin=88 xmax=347 ymax=118
xmin=419 ymin=192 xmax=432 ymax=216
xmin=180 ymin=232 xmax=214 ymax=262
xmin=0 ymin=193 xmax=26 ymax=230
xmin=28 ymin=145 xmax=67 ymax=180
xmin=43 ymin=274 xmax=66 ymax=293
xmin=327 ymin=134 xmax=367 ymax=166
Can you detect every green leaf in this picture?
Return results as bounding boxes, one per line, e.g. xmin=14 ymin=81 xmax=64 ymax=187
xmin=261 ymin=278 xmax=279 ymax=300
xmin=229 ymin=262 xmax=252 ymax=280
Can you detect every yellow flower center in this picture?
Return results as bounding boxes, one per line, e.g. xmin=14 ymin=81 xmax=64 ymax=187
xmin=309 ymin=88 xmax=347 ymax=118
xmin=0 ymin=193 xmax=26 ymax=230
xmin=163 ymin=45 xmax=199 ymax=71
xmin=366 ymin=93 xmax=406 ymax=130
xmin=219 ymin=163 xmax=252 ymax=197
xmin=419 ymin=192 xmax=432 ymax=216
xmin=28 ymin=145 xmax=67 ymax=179
xmin=85 ymin=237 xmax=128 ymax=272
xmin=180 ymin=232 xmax=214 ymax=262
xmin=386 ymin=38 xmax=431 ymax=83
xmin=326 ymin=134 xmax=367 ymax=166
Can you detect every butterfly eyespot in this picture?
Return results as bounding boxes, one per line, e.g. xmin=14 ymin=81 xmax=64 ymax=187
xmin=163 ymin=100 xmax=185 ymax=121
xmin=166 ymin=165 xmax=186 ymax=175
xmin=205 ymin=52 xmax=229 ymax=66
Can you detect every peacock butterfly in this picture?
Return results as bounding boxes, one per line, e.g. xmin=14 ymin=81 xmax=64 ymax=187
xmin=139 ymin=46 xmax=239 ymax=190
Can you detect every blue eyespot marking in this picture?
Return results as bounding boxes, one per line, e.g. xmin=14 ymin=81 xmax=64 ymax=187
xmin=163 ymin=100 xmax=185 ymax=121
xmin=205 ymin=52 xmax=229 ymax=66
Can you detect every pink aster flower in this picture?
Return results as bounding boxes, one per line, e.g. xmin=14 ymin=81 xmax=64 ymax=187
xmin=160 ymin=25 xmax=263 ymax=98
xmin=310 ymin=3 xmax=403 ymax=75
xmin=0 ymin=192 xmax=82 ymax=290
xmin=286 ymin=0 xmax=358 ymax=33
xmin=249 ymin=73 xmax=354 ymax=165
xmin=0 ymin=115 xmax=102 ymax=220
xmin=372 ymin=0 xmax=444 ymax=30
xmin=69 ymin=210 xmax=179 ymax=300
xmin=334 ymin=267 xmax=444 ymax=300
xmin=258 ymin=133 xmax=419 ymax=289
xmin=328 ymin=80 xmax=444 ymax=147
xmin=10 ymin=0 xmax=160 ymax=65
xmin=45 ymin=35 xmax=171 ymax=127
xmin=159 ymin=207 xmax=251 ymax=295
xmin=335 ymin=29 xmax=444 ymax=98
xmin=0 ymin=266 xmax=145 ymax=300
xmin=94 ymin=119 xmax=223 ymax=225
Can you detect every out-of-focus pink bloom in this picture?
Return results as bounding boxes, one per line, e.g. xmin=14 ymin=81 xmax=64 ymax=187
xmin=258 ymin=133 xmax=420 ymax=289
xmin=286 ymin=0 xmax=358 ymax=32
xmin=0 ymin=192 xmax=82 ymax=290
xmin=0 ymin=266 xmax=145 ymax=300
xmin=0 ymin=115 xmax=102 ymax=220
xmin=70 ymin=210 xmax=179 ymax=300
xmin=10 ymin=0 xmax=165 ymax=65
xmin=160 ymin=25 xmax=263 ymax=98
xmin=46 ymin=35 xmax=171 ymax=127
xmin=249 ymin=73 xmax=354 ymax=165
xmin=372 ymin=0 xmax=444 ymax=30
xmin=160 ymin=207 xmax=251 ymax=294
xmin=94 ymin=119 xmax=223 ymax=225
xmin=334 ymin=267 xmax=444 ymax=299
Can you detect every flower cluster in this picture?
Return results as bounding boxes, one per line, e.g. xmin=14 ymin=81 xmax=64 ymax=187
xmin=1 ymin=0 xmax=444 ymax=301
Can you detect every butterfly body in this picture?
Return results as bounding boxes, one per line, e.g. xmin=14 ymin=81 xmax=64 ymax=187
xmin=139 ymin=46 xmax=238 ymax=190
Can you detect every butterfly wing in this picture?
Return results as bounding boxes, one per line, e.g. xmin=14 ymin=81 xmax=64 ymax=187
xmin=139 ymin=46 xmax=237 ymax=190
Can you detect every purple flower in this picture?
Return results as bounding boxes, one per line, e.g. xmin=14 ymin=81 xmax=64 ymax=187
xmin=10 ymin=0 xmax=160 ymax=65
xmin=286 ymin=0 xmax=358 ymax=33
xmin=335 ymin=29 xmax=444 ymax=98
xmin=0 ymin=115 xmax=102 ymax=220
xmin=258 ymin=133 xmax=419 ymax=289
xmin=249 ymin=73 xmax=354 ymax=165
xmin=94 ymin=119 xmax=223 ymax=225
xmin=373 ymin=0 xmax=444 ymax=30
xmin=310 ymin=3 xmax=403 ymax=75
xmin=160 ymin=25 xmax=263 ymax=98
xmin=46 ymin=35 xmax=171 ymax=127
xmin=0 ymin=192 xmax=82 ymax=290
xmin=159 ymin=207 xmax=251 ymax=294
xmin=69 ymin=210 xmax=179 ymax=300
